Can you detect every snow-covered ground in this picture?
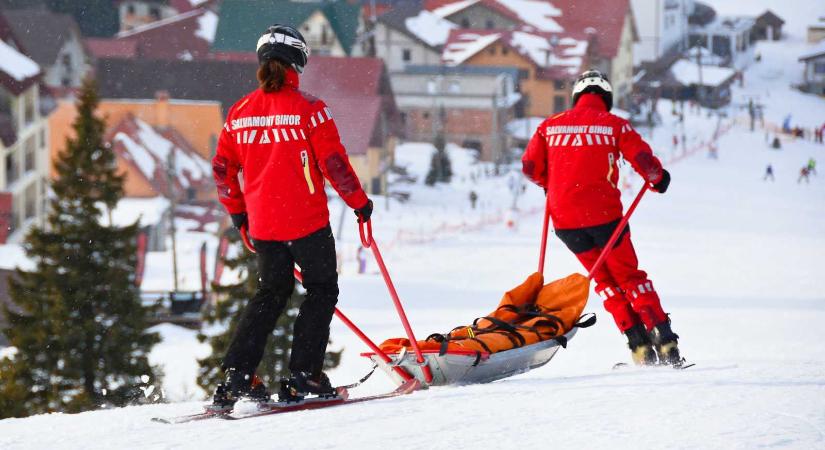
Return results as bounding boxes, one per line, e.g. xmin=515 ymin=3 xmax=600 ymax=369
xmin=2 ymin=3 xmax=825 ymax=447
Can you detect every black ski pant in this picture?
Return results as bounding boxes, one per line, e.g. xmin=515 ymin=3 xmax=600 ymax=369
xmin=222 ymin=224 xmax=339 ymax=378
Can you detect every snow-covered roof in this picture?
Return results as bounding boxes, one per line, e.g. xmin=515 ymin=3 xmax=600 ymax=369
xmin=693 ymin=15 xmax=756 ymax=34
xmin=799 ymin=40 xmax=825 ymax=61
xmin=500 ymin=0 xmax=562 ymax=33
xmin=108 ymin=116 xmax=212 ymax=196
xmin=404 ymin=10 xmax=458 ymax=47
xmin=0 ymin=40 xmax=40 ymax=83
xmin=670 ymin=59 xmax=736 ymax=87
xmin=431 ymin=0 xmax=480 ymax=18
xmin=442 ymin=29 xmax=586 ymax=75
xmin=442 ymin=31 xmax=502 ymax=65
xmin=426 ymin=0 xmax=631 ymax=59
xmin=509 ymin=31 xmax=585 ymax=74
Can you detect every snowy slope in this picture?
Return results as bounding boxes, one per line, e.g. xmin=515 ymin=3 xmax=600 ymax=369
xmin=3 ymin=5 xmax=825 ymax=447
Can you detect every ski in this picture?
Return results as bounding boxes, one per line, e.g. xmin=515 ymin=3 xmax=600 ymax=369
xmin=224 ymin=379 xmax=420 ymax=421
xmin=612 ymin=361 xmax=695 ymax=370
xmin=151 ymin=379 xmax=420 ymax=424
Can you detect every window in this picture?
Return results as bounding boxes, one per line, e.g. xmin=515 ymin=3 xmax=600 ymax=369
xmin=502 ymin=46 xmax=509 ymax=55
xmin=62 ymin=77 xmax=71 ymax=87
xmin=24 ymin=183 xmax=36 ymax=219
xmin=62 ymin=53 xmax=71 ymax=68
xmin=461 ymin=18 xmax=470 ymax=28
xmin=24 ymin=136 xmax=35 ymax=172
xmin=402 ymin=48 xmax=411 ymax=62
xmin=149 ymin=6 xmax=161 ymax=20
xmin=485 ymin=19 xmax=494 ymax=30
xmin=5 ymin=152 xmax=18 ymax=185
xmin=553 ymin=95 xmax=566 ymax=113
xmin=554 ymin=80 xmax=565 ymax=90
xmin=448 ymin=80 xmax=461 ymax=94
xmin=321 ymin=25 xmax=328 ymax=46
xmin=814 ymin=62 xmax=825 ymax=74
xmin=422 ymin=111 xmax=430 ymax=120
xmin=400 ymin=112 xmax=407 ymax=124
xmin=127 ymin=4 xmax=135 ymax=15
xmin=24 ymin=90 xmax=35 ymax=126
xmin=488 ymin=46 xmax=496 ymax=55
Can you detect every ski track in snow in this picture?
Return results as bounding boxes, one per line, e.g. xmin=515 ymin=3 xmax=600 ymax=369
xmin=3 ymin=7 xmax=825 ymax=449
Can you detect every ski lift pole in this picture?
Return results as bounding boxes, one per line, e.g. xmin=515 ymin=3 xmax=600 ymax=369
xmin=359 ymin=219 xmax=434 ymax=384
xmin=240 ymin=226 xmax=415 ymax=382
xmin=587 ymin=184 xmax=650 ymax=279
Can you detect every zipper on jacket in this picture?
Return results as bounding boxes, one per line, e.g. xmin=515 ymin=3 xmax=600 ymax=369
xmin=301 ymin=150 xmax=316 ymax=194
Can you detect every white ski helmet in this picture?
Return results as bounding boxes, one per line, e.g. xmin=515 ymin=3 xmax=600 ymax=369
xmin=256 ymin=24 xmax=310 ymax=73
xmin=571 ymin=69 xmax=613 ymax=111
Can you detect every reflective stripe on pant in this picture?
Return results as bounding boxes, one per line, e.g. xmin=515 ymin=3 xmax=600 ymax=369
xmin=557 ymin=221 xmax=668 ymax=332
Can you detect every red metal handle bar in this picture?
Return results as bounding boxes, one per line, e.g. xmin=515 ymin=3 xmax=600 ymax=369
xmin=239 ymin=225 xmax=415 ymax=382
xmin=292 ymin=268 xmax=414 ymax=382
xmin=587 ymin=183 xmax=650 ymax=280
xmin=537 ymin=188 xmax=552 ymax=275
xmin=358 ymin=220 xmax=434 ymax=384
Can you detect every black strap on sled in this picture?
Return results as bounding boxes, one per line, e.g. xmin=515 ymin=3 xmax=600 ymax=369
xmin=338 ymin=363 xmax=379 ymax=390
xmin=575 ymin=313 xmax=597 ymax=328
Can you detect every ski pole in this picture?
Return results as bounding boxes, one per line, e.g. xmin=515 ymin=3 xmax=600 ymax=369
xmin=239 ymin=225 xmax=415 ymax=383
xmin=537 ymin=188 xmax=552 ymax=275
xmin=587 ymin=183 xmax=650 ymax=280
xmin=359 ymin=219 xmax=434 ymax=384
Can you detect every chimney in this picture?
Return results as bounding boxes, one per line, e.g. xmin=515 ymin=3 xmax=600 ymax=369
xmin=155 ymin=90 xmax=170 ymax=128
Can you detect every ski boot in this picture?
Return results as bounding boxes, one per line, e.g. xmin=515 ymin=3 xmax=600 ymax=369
xmin=278 ymin=371 xmax=337 ymax=403
xmin=208 ymin=369 xmax=271 ymax=412
xmin=649 ymin=320 xmax=684 ymax=367
xmin=624 ymin=323 xmax=658 ymax=366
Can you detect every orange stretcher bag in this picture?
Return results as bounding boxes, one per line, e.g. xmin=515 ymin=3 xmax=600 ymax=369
xmin=378 ymin=272 xmax=590 ymax=355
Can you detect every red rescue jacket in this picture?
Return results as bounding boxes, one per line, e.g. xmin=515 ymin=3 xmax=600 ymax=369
xmin=522 ymin=94 xmax=663 ymax=229
xmin=212 ymin=70 xmax=368 ymax=241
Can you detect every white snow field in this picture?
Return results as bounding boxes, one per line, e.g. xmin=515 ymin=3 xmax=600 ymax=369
xmin=3 ymin=11 xmax=825 ymax=450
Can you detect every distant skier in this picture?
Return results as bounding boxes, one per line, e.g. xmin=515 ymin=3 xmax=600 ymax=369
xmin=808 ymin=157 xmax=817 ymax=176
xmin=211 ymin=24 xmax=373 ymax=409
xmin=798 ymin=167 xmax=810 ymax=184
xmin=763 ymin=164 xmax=775 ymax=181
xmin=469 ymin=190 xmax=479 ymax=209
xmin=522 ymin=70 xmax=682 ymax=367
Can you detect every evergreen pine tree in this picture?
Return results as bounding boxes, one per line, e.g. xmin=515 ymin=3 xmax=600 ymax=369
xmin=0 ymin=79 xmax=160 ymax=419
xmin=425 ymin=133 xmax=453 ymax=186
xmin=197 ymin=230 xmax=342 ymax=394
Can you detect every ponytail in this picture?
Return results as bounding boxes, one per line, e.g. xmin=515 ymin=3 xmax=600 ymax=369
xmin=257 ymin=60 xmax=288 ymax=93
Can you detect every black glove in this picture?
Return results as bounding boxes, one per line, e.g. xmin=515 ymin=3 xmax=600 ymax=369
xmin=230 ymin=212 xmax=248 ymax=230
xmin=652 ymin=169 xmax=671 ymax=194
xmin=354 ymin=199 xmax=373 ymax=223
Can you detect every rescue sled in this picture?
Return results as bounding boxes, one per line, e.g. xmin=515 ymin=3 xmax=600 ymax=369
xmin=363 ymin=270 xmax=594 ymax=387
xmin=363 ymin=320 xmax=592 ymax=386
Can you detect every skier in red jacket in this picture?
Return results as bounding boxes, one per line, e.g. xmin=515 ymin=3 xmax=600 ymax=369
xmin=522 ymin=70 xmax=683 ymax=367
xmin=210 ymin=24 xmax=373 ymax=409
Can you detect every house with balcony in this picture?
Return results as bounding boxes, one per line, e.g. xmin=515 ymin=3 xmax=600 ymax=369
xmin=418 ymin=0 xmax=638 ymax=109
xmin=798 ymin=41 xmax=825 ymax=95
xmin=631 ymin=0 xmax=693 ymax=65
xmin=2 ymin=7 xmax=91 ymax=92
xmin=689 ymin=15 xmax=755 ymax=70
xmin=0 ymin=19 xmax=49 ymax=244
